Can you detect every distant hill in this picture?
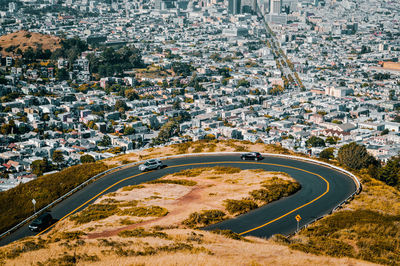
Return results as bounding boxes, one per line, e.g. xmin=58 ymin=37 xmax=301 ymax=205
xmin=0 ymin=30 xmax=61 ymax=57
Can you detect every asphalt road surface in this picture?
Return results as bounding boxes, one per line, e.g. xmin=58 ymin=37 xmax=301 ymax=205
xmin=0 ymin=154 xmax=357 ymax=246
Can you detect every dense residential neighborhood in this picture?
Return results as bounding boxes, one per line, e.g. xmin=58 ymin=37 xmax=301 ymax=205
xmin=0 ymin=0 xmax=399 ymax=191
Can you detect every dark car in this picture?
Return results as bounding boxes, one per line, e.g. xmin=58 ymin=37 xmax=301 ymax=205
xmin=241 ymin=152 xmax=263 ymax=161
xmin=28 ymin=212 xmax=53 ymax=232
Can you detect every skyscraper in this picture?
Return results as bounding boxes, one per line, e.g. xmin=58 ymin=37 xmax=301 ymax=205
xmin=228 ymin=0 xmax=242 ymax=14
xmin=270 ymin=0 xmax=281 ymax=14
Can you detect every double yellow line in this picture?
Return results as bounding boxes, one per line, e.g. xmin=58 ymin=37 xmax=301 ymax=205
xmin=37 ymin=161 xmax=329 ymax=237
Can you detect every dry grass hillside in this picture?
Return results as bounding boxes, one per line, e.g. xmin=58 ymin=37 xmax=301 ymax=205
xmin=0 ymin=140 xmax=394 ymax=265
xmin=284 ymin=169 xmax=400 ymax=265
xmin=0 ymin=166 xmax=373 ymax=265
xmin=0 ymin=30 xmax=61 ymax=56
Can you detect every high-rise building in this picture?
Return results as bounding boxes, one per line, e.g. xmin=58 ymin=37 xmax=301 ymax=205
xmin=9 ymin=2 xmax=16 ymax=13
xmin=228 ymin=0 xmax=241 ymax=14
xmin=251 ymin=0 xmax=257 ymax=13
xmin=270 ymin=0 xmax=281 ymax=14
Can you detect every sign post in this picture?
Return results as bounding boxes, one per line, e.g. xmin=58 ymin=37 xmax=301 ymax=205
xmin=32 ymin=199 xmax=36 ymax=213
xmin=295 ymin=214 xmax=302 ymax=231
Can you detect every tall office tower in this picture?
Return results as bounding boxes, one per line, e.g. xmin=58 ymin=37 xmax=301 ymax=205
xmin=270 ymin=0 xmax=281 ymax=14
xmin=9 ymin=2 xmax=16 ymax=13
xmin=251 ymin=0 xmax=257 ymax=13
xmin=228 ymin=0 xmax=242 ymax=14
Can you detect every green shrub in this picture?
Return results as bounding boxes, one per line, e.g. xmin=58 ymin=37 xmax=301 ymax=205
xmin=122 ymin=185 xmax=145 ymax=191
xmin=172 ymin=166 xmax=241 ymax=178
xmin=211 ymin=229 xmax=245 ymax=241
xmin=117 ymin=200 xmax=139 ymax=207
xmin=58 ymin=231 xmax=86 ymax=240
xmin=118 ymin=228 xmax=169 ymax=239
xmin=147 ymin=179 xmax=197 ymax=186
xmin=70 ymin=204 xmax=119 ymax=224
xmin=183 ymin=210 xmax=226 ymax=228
xmin=224 ymin=199 xmax=258 ymax=215
xmin=0 ymin=162 xmax=108 ymax=233
xmin=250 ymin=178 xmax=301 ymax=203
xmin=118 ymin=206 xmax=168 ymax=217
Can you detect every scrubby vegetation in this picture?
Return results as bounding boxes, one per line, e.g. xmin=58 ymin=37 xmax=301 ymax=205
xmin=224 ymin=199 xmax=258 ymax=215
xmin=121 ymin=185 xmax=145 ymax=191
xmin=173 ymin=166 xmax=241 ymax=178
xmin=118 ymin=228 xmax=169 ymax=239
xmin=249 ymin=177 xmax=301 ymax=203
xmin=183 ymin=210 xmax=227 ymax=228
xmin=211 ymin=229 xmax=246 ymax=241
xmin=288 ymin=209 xmax=400 ymax=265
xmin=118 ymin=206 xmax=168 ymax=217
xmin=284 ymin=167 xmax=400 ymax=266
xmin=147 ymin=179 xmax=197 ymax=186
xmin=0 ymin=239 xmax=47 ymax=260
xmin=70 ymin=204 xmax=119 ymax=224
xmin=38 ymin=253 xmax=99 ymax=265
xmin=0 ymin=162 xmax=108 ymax=233
xmin=113 ymin=242 xmax=201 ymax=257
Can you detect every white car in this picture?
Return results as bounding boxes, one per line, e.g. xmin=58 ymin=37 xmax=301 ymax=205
xmin=138 ymin=159 xmax=163 ymax=172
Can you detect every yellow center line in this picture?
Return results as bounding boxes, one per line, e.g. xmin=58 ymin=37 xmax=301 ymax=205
xmin=238 ymin=163 xmax=329 ymax=235
xmin=36 ymin=161 xmax=329 ymax=237
xmin=36 ymin=171 xmax=147 ymax=236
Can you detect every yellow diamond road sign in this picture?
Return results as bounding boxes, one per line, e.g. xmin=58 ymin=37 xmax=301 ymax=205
xmin=295 ymin=214 xmax=301 ymax=222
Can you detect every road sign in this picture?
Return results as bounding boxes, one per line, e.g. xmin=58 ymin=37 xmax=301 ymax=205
xmin=295 ymin=214 xmax=301 ymax=222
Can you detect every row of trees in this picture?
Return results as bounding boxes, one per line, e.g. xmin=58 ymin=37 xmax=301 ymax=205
xmin=319 ymin=142 xmax=399 ymax=189
xmin=31 ymin=153 xmax=95 ymax=176
xmin=87 ymin=46 xmax=144 ymax=77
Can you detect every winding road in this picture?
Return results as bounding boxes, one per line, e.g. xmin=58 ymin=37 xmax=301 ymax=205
xmin=0 ymin=154 xmax=357 ymax=246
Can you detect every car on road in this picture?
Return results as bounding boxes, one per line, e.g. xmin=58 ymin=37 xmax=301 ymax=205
xmin=138 ymin=159 xmax=164 ymax=172
xmin=241 ymin=152 xmax=263 ymax=161
xmin=28 ymin=212 xmax=53 ymax=232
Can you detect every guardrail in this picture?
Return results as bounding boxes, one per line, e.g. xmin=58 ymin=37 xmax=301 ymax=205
xmin=0 ymin=151 xmax=361 ymax=241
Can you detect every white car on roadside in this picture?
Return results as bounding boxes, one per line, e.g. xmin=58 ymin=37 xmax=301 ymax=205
xmin=138 ymin=159 xmax=164 ymax=172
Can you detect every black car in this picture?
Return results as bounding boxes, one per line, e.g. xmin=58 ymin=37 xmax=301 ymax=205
xmin=28 ymin=212 xmax=53 ymax=232
xmin=241 ymin=152 xmax=263 ymax=161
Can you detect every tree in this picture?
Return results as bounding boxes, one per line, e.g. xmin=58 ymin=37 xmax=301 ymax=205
xmin=377 ymin=159 xmax=398 ymax=187
xmin=326 ymin=136 xmax=338 ymax=145
xmin=173 ymin=99 xmax=181 ymax=110
xmin=80 ymin=154 xmax=95 ymax=164
xmin=125 ymin=89 xmax=139 ymax=100
xmin=380 ymin=129 xmax=389 ymax=135
xmin=56 ymin=68 xmax=69 ymax=81
xmin=236 ymin=78 xmax=250 ymax=88
xmin=319 ymin=148 xmax=335 ymax=160
xmin=123 ymin=126 xmax=135 ymax=135
xmin=99 ymin=135 xmax=112 ymax=146
xmin=31 ymin=158 xmax=50 ymax=176
xmin=306 ymin=136 xmax=325 ymax=147
xmin=115 ymin=100 xmax=127 ymax=112
xmin=389 ymin=90 xmax=395 ymax=101
xmin=337 ymin=142 xmax=378 ymax=170
xmin=52 ymin=150 xmax=64 ymax=164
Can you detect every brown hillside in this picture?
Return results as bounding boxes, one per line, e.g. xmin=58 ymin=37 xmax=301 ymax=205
xmin=0 ymin=30 xmax=61 ymax=56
